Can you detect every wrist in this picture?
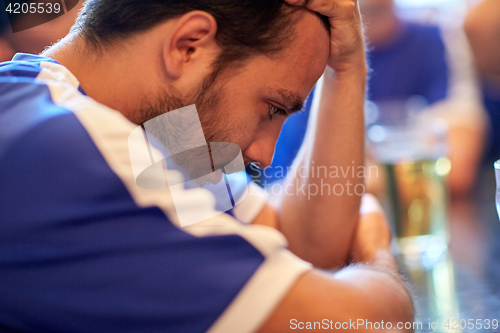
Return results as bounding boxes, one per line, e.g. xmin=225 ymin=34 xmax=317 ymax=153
xmin=324 ymin=60 xmax=367 ymax=85
xmin=328 ymin=52 xmax=368 ymax=77
xmin=335 ymin=62 xmax=367 ymax=81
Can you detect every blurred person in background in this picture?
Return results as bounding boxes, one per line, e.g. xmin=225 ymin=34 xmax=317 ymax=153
xmin=361 ymin=0 xmax=487 ymax=198
xmin=257 ymin=0 xmax=486 ymax=198
xmin=0 ymin=0 xmax=82 ymax=62
xmin=464 ymin=0 xmax=500 ymax=164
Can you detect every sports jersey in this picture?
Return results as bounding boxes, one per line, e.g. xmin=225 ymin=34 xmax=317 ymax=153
xmin=0 ymin=53 xmax=311 ymax=333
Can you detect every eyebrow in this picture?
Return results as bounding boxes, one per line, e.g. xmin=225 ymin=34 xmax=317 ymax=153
xmin=270 ymin=88 xmax=305 ymax=114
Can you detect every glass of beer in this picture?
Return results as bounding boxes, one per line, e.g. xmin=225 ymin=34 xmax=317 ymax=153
xmin=367 ymin=107 xmax=450 ymax=266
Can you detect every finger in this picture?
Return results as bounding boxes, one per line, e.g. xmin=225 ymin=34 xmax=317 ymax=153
xmin=284 ymin=0 xmax=358 ymax=20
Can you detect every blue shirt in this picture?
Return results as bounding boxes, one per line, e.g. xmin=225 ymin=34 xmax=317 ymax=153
xmin=0 ymin=54 xmax=311 ymax=332
xmin=368 ymin=21 xmax=449 ymax=104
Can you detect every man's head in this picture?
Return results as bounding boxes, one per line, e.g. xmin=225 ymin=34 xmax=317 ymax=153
xmin=64 ymin=0 xmax=331 ymax=170
xmin=74 ymin=0 xmax=329 ymax=74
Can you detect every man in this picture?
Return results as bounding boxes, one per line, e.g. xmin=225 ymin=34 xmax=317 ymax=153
xmin=362 ymin=0 xmax=486 ymax=197
xmin=0 ymin=0 xmax=413 ymax=331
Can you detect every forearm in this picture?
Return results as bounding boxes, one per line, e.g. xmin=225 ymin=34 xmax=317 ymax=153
xmin=336 ymin=217 xmax=414 ymax=324
xmin=464 ymin=0 xmax=500 ymax=78
xmin=447 ymin=124 xmax=486 ymax=197
xmin=272 ymin=66 xmax=366 ymax=268
xmin=333 ymin=262 xmax=414 ymax=325
xmin=259 ymin=262 xmax=414 ymax=333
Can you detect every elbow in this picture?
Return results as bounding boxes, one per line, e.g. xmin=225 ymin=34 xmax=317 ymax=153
xmin=297 ymin=230 xmax=357 ymax=269
xmin=287 ymin=211 xmax=359 ymax=269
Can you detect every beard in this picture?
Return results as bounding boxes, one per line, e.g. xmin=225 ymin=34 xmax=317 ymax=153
xmin=133 ymin=71 xmax=238 ymax=182
xmin=133 ymin=70 xmax=228 ymax=142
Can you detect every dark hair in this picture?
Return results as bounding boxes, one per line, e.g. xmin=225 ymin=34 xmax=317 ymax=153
xmin=73 ymin=0 xmax=329 ymax=69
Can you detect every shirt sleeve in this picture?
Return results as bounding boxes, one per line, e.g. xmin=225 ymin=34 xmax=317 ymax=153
xmin=0 ymin=60 xmax=313 ymax=333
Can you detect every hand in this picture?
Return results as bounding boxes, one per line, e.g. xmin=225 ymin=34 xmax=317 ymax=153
xmin=284 ymin=0 xmax=366 ymax=73
xmin=351 ymin=194 xmax=393 ymax=264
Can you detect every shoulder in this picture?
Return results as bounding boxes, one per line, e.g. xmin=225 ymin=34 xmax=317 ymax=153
xmin=0 ymin=54 xmax=83 ymax=156
xmin=0 ymin=55 xmax=313 ymax=332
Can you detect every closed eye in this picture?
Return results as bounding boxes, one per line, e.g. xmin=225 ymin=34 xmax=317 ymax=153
xmin=268 ymin=104 xmax=288 ymax=120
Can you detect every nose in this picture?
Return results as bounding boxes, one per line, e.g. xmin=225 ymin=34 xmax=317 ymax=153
xmin=243 ymin=121 xmax=283 ymax=169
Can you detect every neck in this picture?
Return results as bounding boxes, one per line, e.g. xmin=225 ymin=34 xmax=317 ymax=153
xmin=42 ymin=33 xmax=164 ymax=123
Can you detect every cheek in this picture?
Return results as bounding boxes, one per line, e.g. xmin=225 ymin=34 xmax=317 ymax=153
xmin=217 ymin=90 xmax=271 ymax=151
xmin=220 ymin=103 xmax=266 ymax=147
xmin=233 ymin=117 xmax=263 ymax=152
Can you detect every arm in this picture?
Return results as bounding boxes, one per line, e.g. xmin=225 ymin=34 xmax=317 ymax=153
xmin=464 ymin=0 xmax=500 ymax=81
xmin=257 ymin=0 xmax=367 ymax=269
xmin=257 ymin=195 xmax=414 ymax=332
xmin=447 ymin=124 xmax=486 ymax=196
xmin=420 ymin=27 xmax=487 ymax=197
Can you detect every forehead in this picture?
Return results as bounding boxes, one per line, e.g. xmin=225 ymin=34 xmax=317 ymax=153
xmin=219 ymin=10 xmax=329 ymax=109
xmin=261 ymin=10 xmax=330 ymax=101
xmin=287 ymin=10 xmax=330 ymax=65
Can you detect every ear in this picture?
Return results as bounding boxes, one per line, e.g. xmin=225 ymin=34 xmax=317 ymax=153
xmin=163 ymin=11 xmax=219 ymax=80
